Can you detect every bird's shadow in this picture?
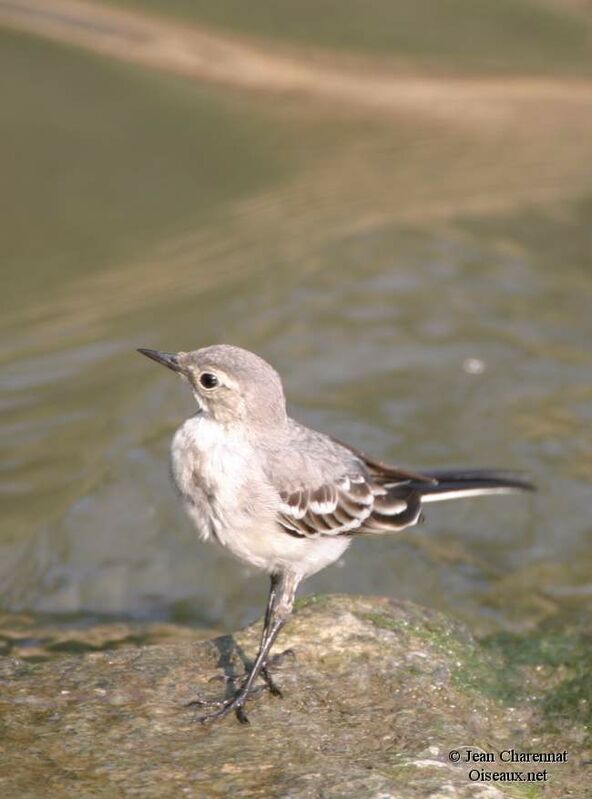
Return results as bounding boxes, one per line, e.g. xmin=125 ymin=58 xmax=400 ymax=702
xmin=187 ymin=633 xmax=264 ymax=705
xmin=184 ymin=630 xmax=295 ymax=709
xmin=210 ymin=634 xmax=251 ymax=693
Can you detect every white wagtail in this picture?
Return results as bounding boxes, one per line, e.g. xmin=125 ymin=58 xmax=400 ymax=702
xmin=138 ymin=344 xmax=534 ymax=724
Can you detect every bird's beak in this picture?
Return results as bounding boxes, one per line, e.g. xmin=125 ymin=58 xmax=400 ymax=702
xmin=137 ymin=348 xmax=184 ymax=374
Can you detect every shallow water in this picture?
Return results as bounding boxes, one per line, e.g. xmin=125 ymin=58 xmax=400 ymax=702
xmin=1 ymin=2 xmax=592 ymax=637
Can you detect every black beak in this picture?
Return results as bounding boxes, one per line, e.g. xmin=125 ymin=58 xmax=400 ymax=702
xmin=137 ymin=348 xmax=183 ymax=374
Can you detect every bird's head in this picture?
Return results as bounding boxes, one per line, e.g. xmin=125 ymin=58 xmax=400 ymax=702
xmin=137 ymin=344 xmax=287 ymax=429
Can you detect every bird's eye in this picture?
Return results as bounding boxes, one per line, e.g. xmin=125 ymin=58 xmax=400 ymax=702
xmin=199 ymin=372 xmax=219 ymax=390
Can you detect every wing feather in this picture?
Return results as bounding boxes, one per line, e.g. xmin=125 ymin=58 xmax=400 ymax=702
xmin=278 ymin=472 xmax=421 ymax=538
xmin=276 ymin=432 xmax=532 ymax=539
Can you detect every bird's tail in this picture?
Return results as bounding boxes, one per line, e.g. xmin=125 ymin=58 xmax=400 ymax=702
xmin=404 ymin=469 xmax=535 ymax=503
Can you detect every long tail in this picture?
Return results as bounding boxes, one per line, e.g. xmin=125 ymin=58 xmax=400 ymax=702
xmin=407 ymin=469 xmax=535 ymax=503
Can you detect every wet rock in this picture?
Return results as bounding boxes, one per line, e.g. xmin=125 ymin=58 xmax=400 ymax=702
xmin=0 ymin=595 xmax=588 ymax=798
xmin=0 ymin=612 xmax=213 ymax=661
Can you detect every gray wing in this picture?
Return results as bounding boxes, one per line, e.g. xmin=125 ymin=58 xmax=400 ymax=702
xmin=277 ymin=473 xmax=423 ymax=538
xmin=273 ymin=421 xmax=428 ymax=539
xmin=276 ymin=429 xmax=533 ymax=538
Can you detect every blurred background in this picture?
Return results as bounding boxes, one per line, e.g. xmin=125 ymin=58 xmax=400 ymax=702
xmin=1 ymin=0 xmax=591 ymax=648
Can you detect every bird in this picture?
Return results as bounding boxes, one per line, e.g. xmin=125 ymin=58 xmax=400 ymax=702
xmin=137 ymin=344 xmax=534 ymax=724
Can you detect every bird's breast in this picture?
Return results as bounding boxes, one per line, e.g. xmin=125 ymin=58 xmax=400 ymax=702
xmin=170 ymin=416 xmax=276 ymax=543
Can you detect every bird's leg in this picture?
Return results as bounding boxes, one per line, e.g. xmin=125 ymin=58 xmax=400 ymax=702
xmin=195 ymin=571 xmax=299 ymax=725
xmin=185 ymin=573 xmax=281 ymax=710
xmin=260 ymin=573 xmax=283 ymax=697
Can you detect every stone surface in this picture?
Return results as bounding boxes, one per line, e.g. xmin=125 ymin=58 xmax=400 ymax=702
xmin=0 ymin=595 xmax=589 ymax=798
xmin=0 ymin=613 xmax=213 ymax=661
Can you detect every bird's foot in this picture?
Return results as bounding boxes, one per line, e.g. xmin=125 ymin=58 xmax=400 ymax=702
xmin=186 ymin=648 xmax=294 ymax=709
xmin=184 ymin=681 xmax=266 ymax=711
xmin=193 ymin=687 xmax=255 ymax=725
xmin=185 ymin=649 xmax=295 ymax=723
xmin=184 ymin=674 xmax=233 ymax=709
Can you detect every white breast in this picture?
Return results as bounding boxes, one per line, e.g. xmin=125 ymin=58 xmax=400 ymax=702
xmin=171 ymin=416 xmax=255 ymax=537
xmin=170 ymin=415 xmax=351 ymax=577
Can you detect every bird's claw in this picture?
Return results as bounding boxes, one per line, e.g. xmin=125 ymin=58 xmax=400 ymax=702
xmin=187 ymin=668 xmax=285 ymax=723
xmin=193 ymin=691 xmax=252 ymax=725
xmin=185 ymin=681 xmax=269 ymax=714
xmin=184 ymin=694 xmax=225 ymax=709
xmin=186 ymin=653 xmax=288 ymax=714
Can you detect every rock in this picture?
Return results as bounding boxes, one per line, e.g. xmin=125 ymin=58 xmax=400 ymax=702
xmin=0 ymin=613 xmax=213 ymax=661
xmin=0 ymin=595 xmax=588 ymax=798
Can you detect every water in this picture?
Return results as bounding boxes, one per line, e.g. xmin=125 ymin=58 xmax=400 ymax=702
xmin=1 ymin=1 xmax=592 ymax=637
